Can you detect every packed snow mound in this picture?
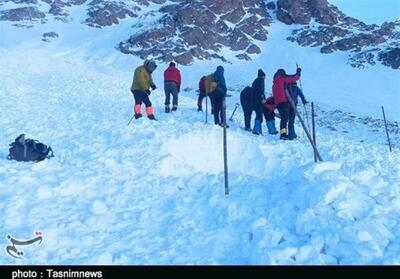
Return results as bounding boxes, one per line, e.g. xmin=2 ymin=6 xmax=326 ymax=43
xmin=0 ymin=48 xmax=399 ymax=264
xmin=159 ymin=128 xmax=270 ymax=177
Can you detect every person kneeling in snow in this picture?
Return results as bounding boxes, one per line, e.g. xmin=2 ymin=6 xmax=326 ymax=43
xmin=130 ymin=59 xmax=158 ymax=120
xmin=262 ymin=95 xmax=279 ymax=135
xmin=286 ymin=81 xmax=308 ymax=140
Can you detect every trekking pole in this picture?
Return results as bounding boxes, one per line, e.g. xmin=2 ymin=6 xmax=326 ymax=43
xmin=127 ymin=115 xmax=135 ymax=126
xmin=229 ymin=103 xmax=240 ymax=121
xmin=205 ymin=91 xmax=208 ymax=124
xmin=382 ymin=106 xmax=392 ymax=152
xmin=312 ymin=102 xmax=317 ymax=162
xmin=286 ymin=91 xmax=323 ymax=162
xmin=222 ymin=96 xmax=229 ymax=195
xmin=296 ymin=63 xmax=310 ymax=130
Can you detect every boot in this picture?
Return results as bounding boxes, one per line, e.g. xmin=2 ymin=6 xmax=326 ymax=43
xmin=172 ymin=105 xmax=177 ymax=112
xmin=148 ymin=115 xmax=157 ymax=121
xmin=280 ymin=128 xmax=289 ymax=140
xmin=198 ymin=106 xmax=203 ymax=112
xmin=252 ymin=120 xmax=262 ymax=135
xmin=134 ymin=113 xmax=143 ymax=119
xmin=165 ymin=105 xmax=170 ymax=113
xmin=245 ymin=126 xmax=252 ymax=132
xmin=267 ymin=121 xmax=278 ymax=135
xmin=288 ymin=126 xmax=297 ymax=140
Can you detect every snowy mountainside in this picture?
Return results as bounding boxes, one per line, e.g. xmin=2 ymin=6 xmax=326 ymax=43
xmin=0 ymin=49 xmax=399 ymax=264
xmin=0 ymin=0 xmax=400 ymax=265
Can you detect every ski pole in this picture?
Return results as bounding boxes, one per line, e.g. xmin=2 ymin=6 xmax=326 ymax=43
xmin=127 ymin=115 xmax=135 ymax=126
xmin=286 ymin=90 xmax=323 ymax=162
xmin=222 ymin=96 xmax=229 ymax=195
xmin=382 ymin=106 xmax=392 ymax=152
xmin=229 ymin=103 xmax=240 ymax=121
xmin=205 ymin=91 xmax=208 ymax=124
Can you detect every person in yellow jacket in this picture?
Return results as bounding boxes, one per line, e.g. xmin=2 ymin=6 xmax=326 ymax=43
xmin=131 ymin=59 xmax=158 ymax=120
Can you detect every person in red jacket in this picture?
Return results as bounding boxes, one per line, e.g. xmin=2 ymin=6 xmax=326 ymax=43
xmin=272 ymin=68 xmax=301 ymax=140
xmin=164 ymin=62 xmax=182 ymax=113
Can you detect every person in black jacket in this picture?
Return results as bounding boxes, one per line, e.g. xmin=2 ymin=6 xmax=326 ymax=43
xmin=286 ymin=82 xmax=308 ymax=140
xmin=240 ymin=69 xmax=266 ymax=134
xmin=251 ymin=69 xmax=266 ymax=134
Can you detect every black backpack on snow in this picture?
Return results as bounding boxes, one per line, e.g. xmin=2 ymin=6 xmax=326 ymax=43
xmin=7 ymin=134 xmax=54 ymax=162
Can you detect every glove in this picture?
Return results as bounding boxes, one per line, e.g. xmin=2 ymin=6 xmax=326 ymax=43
xmin=151 ymin=84 xmax=157 ymax=90
xmin=178 ymin=86 xmax=181 ymax=93
xmin=296 ymin=68 xmax=302 ymax=75
xmin=146 ymin=90 xmax=151 ymax=95
xmin=302 ymin=100 xmax=308 ymax=105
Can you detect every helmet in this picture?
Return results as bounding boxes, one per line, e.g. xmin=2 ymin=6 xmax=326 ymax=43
xmin=144 ymin=59 xmax=157 ymax=73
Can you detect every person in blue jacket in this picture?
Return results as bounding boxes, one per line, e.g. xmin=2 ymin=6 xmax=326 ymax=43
xmin=211 ymin=66 xmax=228 ymax=127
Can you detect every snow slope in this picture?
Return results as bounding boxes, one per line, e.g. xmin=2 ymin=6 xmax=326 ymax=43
xmin=0 ymin=0 xmax=400 ymax=265
xmin=0 ymin=47 xmax=399 ymax=264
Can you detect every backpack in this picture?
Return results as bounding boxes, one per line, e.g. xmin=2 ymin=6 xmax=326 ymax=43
xmin=7 ymin=134 xmax=54 ymax=162
xmin=199 ymin=76 xmax=206 ymax=92
xmin=205 ymin=74 xmax=217 ymax=94
xmin=240 ymin=86 xmax=252 ymax=105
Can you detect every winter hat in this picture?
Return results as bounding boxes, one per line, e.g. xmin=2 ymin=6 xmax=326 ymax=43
xmin=276 ymin=69 xmax=286 ymax=76
xmin=258 ymin=69 xmax=266 ymax=77
xmin=144 ymin=59 xmax=157 ymax=72
xmin=216 ymin=65 xmax=224 ymax=72
xmin=169 ymin=62 xmax=176 ymax=67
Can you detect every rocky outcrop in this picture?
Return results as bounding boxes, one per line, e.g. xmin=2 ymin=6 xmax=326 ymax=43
xmin=42 ymin=31 xmax=59 ymax=42
xmin=0 ymin=6 xmax=46 ymax=22
xmin=379 ymin=48 xmax=400 ymax=69
xmin=118 ymin=0 xmax=271 ymax=65
xmin=277 ymin=0 xmax=342 ymax=25
xmin=84 ymin=0 xmax=138 ymax=28
xmin=282 ymin=1 xmax=400 ymax=69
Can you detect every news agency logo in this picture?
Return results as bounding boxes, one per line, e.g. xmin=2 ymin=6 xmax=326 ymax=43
xmin=5 ymin=231 xmax=43 ymax=259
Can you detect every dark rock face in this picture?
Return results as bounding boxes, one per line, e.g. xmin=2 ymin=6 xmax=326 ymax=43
xmin=288 ymin=26 xmax=350 ymax=47
xmin=118 ymin=0 xmax=271 ymax=65
xmin=84 ymin=0 xmax=138 ymax=28
xmin=379 ymin=48 xmax=400 ymax=69
xmin=42 ymin=31 xmax=59 ymax=42
xmin=266 ymin=1 xmax=276 ymax=10
xmin=277 ymin=0 xmax=341 ymax=25
xmin=320 ymin=33 xmax=386 ymax=53
xmin=0 ymin=7 xmax=46 ymax=22
xmin=283 ymin=0 xmax=400 ymax=69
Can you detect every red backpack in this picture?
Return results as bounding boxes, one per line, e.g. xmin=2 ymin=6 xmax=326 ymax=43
xmin=199 ymin=76 xmax=206 ymax=92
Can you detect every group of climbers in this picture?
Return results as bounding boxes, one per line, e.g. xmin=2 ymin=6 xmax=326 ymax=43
xmin=129 ymin=59 xmax=307 ymax=140
xmin=130 ymin=60 xmax=182 ymax=120
xmin=240 ymin=67 xmax=307 ymax=140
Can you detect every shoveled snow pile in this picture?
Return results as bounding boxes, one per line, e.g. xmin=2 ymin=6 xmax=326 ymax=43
xmin=0 ymin=48 xmax=399 ymax=264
